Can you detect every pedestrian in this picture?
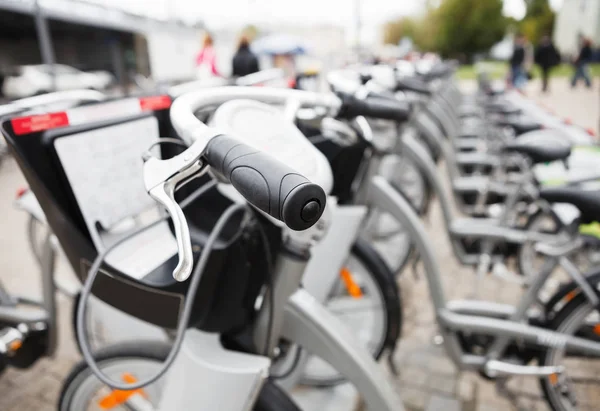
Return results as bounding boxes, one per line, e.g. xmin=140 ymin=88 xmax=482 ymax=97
xmin=232 ymin=34 xmax=259 ymax=78
xmin=195 ymin=33 xmax=220 ymax=79
xmin=509 ymin=34 xmax=527 ymax=91
xmin=571 ymin=37 xmax=593 ymax=89
xmin=534 ymin=35 xmax=561 ymax=93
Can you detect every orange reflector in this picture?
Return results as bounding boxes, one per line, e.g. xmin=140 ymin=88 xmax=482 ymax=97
xmin=98 ymin=373 xmax=147 ymax=409
xmin=565 ymin=290 xmax=578 ymax=303
xmin=8 ymin=340 xmax=22 ymax=351
xmin=549 ymin=373 xmax=558 ymax=385
xmin=594 ymin=324 xmax=600 ymax=336
xmin=340 ymin=267 xmax=363 ymax=298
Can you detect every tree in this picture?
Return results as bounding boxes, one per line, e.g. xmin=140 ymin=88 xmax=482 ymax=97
xmin=520 ymin=0 xmax=555 ymax=44
xmin=382 ymin=17 xmax=420 ymax=46
xmin=382 ymin=0 xmax=507 ymax=61
xmin=433 ymin=0 xmax=507 ymax=60
xmin=382 ymin=14 xmax=439 ymax=52
xmin=242 ymin=25 xmax=260 ymax=41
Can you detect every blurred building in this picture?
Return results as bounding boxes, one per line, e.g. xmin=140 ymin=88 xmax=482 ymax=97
xmin=0 ymin=0 xmax=202 ymax=92
xmin=554 ymin=0 xmax=600 ymax=56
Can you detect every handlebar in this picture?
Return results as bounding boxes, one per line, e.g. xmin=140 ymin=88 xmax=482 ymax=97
xmin=145 ymin=87 xmax=332 ymax=281
xmin=204 ymin=135 xmax=325 ymax=231
xmin=336 ymin=92 xmax=411 ymax=122
xmin=0 ymin=89 xmax=106 ymax=117
xmin=394 ymin=77 xmax=432 ymax=96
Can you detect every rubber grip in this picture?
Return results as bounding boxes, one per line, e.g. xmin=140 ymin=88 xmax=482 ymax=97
xmin=337 ymin=92 xmax=411 ymax=122
xmin=204 ymin=135 xmax=326 ymax=231
xmin=394 ymin=77 xmax=432 ymax=96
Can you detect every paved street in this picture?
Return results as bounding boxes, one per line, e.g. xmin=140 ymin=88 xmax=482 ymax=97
xmin=0 ymin=78 xmax=597 ymax=410
xmin=525 ymin=77 xmax=598 ymax=136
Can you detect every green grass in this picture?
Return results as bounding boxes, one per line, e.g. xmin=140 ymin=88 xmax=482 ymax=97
xmin=456 ymin=61 xmax=600 ymax=80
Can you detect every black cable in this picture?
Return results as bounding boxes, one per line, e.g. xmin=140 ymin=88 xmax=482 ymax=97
xmin=270 ymin=345 xmax=303 ymax=380
xmin=251 ymin=212 xmax=275 ymax=357
xmin=146 ymin=137 xmax=189 ymax=151
xmin=253 ymin=213 xmax=304 ymax=380
xmin=76 ymin=201 xmax=246 ymax=391
xmin=179 ymin=180 xmax=216 ymax=209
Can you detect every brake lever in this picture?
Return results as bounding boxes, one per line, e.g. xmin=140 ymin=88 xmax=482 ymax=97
xmin=142 ymin=130 xmax=222 ymax=282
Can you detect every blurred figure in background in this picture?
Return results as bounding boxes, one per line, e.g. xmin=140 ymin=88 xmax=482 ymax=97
xmin=535 ymin=35 xmax=561 ymax=93
xmin=232 ymin=35 xmax=259 ymax=77
xmin=509 ymin=33 xmax=527 ymax=91
xmin=571 ymin=38 xmax=593 ymax=89
xmin=195 ymin=33 xmax=220 ymax=79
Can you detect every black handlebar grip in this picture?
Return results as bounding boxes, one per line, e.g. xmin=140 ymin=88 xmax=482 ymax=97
xmin=337 ymin=92 xmax=411 ymax=122
xmin=203 ymin=135 xmax=326 ymax=231
xmin=394 ymin=77 xmax=432 ymax=96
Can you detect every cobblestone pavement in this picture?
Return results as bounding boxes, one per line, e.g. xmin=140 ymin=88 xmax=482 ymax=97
xmin=525 ymin=77 xmax=598 ymax=135
xmin=0 ymin=81 xmax=597 ymax=410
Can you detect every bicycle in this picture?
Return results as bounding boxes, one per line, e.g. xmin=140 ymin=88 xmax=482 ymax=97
xmin=2 ymin=87 xmax=408 ymax=411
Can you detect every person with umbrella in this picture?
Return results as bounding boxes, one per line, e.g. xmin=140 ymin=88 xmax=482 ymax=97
xmin=251 ymin=33 xmax=308 ymax=87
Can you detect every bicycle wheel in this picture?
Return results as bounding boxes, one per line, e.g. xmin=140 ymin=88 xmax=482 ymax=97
xmin=517 ymin=209 xmax=564 ymax=281
xmin=539 ymin=293 xmax=600 ymax=411
xmin=518 ymin=210 xmax=599 ymax=282
xmin=380 ymin=154 xmax=430 ymax=215
xmin=26 ymin=215 xmax=46 ymax=266
xmin=58 ymin=341 xmax=301 ymax=411
xmin=300 ymin=239 xmax=402 ymax=387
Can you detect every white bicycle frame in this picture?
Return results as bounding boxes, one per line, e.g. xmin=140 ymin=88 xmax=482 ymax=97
xmin=146 ymin=87 xmax=405 ymax=410
xmin=12 ymin=86 xmax=408 ymax=409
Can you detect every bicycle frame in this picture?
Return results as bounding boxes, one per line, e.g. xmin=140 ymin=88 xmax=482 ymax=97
xmin=368 ymin=175 xmax=600 ymax=374
xmin=0 ymin=90 xmax=108 ymax=358
xmin=398 ymin=128 xmax=561 ymax=264
xmin=156 ymin=222 xmax=402 ymax=411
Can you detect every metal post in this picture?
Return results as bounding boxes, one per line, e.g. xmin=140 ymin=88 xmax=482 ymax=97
xmin=109 ymin=34 xmax=128 ymax=96
xmin=34 ymin=0 xmax=56 ymax=91
xmin=354 ymin=0 xmax=361 ymax=55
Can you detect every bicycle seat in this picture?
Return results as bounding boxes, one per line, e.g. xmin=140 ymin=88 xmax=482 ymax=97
xmin=395 ymin=76 xmax=431 ymax=96
xmin=502 ymin=132 xmax=571 ymax=164
xmin=539 ymin=187 xmax=600 ymax=223
xmin=496 ymin=117 xmax=542 ymax=135
xmin=485 ymin=101 xmax=521 ymax=116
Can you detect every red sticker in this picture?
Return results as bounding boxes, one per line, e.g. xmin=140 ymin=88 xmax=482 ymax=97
xmin=139 ymin=95 xmax=171 ymax=111
xmin=11 ymin=112 xmax=69 ymax=135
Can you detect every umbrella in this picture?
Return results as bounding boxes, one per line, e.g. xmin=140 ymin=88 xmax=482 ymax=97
xmin=251 ymin=33 xmax=308 ymax=56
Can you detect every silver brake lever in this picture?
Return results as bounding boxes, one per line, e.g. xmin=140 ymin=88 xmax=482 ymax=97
xmin=142 ymin=130 xmax=221 ymax=282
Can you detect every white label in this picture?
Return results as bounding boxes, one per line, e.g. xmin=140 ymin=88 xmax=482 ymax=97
xmin=54 ymin=116 xmax=175 ymax=279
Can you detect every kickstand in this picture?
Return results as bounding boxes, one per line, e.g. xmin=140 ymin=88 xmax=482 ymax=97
xmin=411 ymin=249 xmax=422 ymax=281
xmin=387 ymin=348 xmax=399 ymax=377
xmin=495 ymin=377 xmax=526 ymax=410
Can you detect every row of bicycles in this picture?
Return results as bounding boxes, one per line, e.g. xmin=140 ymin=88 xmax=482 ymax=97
xmin=0 ymin=58 xmax=599 ymax=411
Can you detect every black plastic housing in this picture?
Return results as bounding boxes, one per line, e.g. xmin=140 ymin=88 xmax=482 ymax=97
xmin=1 ymin=100 xmax=281 ymax=334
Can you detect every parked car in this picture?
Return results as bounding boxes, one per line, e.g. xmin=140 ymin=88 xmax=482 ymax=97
xmin=2 ymin=64 xmax=114 ymax=99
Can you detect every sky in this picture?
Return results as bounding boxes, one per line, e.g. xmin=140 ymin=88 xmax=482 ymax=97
xmin=84 ymin=0 xmax=566 ymax=28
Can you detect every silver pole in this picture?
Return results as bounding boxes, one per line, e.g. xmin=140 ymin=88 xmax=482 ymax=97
xmin=354 ymin=0 xmax=361 ymax=54
xmin=34 ymin=0 xmax=56 ymax=91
